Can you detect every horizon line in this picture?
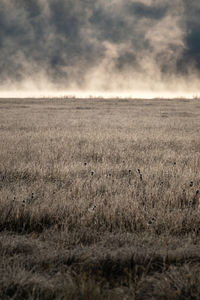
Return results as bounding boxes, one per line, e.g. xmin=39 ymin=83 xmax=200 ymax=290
xmin=0 ymin=90 xmax=200 ymax=100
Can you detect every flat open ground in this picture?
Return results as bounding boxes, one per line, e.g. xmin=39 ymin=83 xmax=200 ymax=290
xmin=0 ymin=97 xmax=200 ymax=299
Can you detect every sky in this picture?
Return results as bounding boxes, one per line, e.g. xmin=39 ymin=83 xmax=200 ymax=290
xmin=1 ymin=0 xmax=200 ymax=98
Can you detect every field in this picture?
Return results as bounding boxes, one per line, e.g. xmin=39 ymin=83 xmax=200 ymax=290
xmin=0 ymin=97 xmax=200 ymax=299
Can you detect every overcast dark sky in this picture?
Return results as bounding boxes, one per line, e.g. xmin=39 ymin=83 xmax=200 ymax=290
xmin=0 ymin=0 xmax=200 ymax=92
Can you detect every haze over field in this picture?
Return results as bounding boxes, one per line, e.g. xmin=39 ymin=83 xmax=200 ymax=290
xmin=1 ymin=0 xmax=200 ymax=98
xmin=1 ymin=3 xmax=200 ymax=297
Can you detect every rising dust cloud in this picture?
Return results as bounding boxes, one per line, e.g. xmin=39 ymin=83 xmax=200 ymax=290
xmin=1 ymin=0 xmax=200 ymax=98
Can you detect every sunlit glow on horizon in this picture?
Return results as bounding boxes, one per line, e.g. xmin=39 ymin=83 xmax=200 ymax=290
xmin=0 ymin=90 xmax=199 ymax=99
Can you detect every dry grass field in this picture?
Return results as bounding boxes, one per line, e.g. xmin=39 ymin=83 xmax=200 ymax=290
xmin=0 ymin=97 xmax=200 ymax=299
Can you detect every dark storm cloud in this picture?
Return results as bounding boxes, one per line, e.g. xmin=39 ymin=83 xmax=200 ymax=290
xmin=0 ymin=0 xmax=200 ymax=91
xmin=126 ymin=2 xmax=168 ymax=20
xmin=179 ymin=0 xmax=200 ymax=72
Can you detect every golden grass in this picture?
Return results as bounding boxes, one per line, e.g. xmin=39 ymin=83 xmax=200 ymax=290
xmin=0 ymin=97 xmax=200 ymax=299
